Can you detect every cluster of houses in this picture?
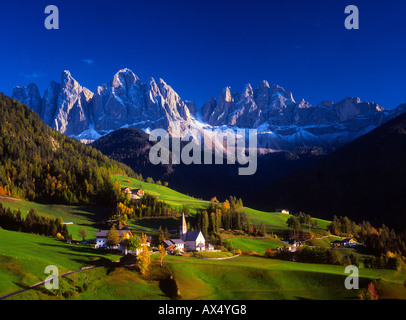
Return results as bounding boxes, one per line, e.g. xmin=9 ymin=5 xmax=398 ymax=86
xmin=93 ymin=212 xmax=213 ymax=255
xmin=275 ymin=237 xmax=357 ymax=253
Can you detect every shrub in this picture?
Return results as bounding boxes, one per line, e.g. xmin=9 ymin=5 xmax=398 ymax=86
xmin=265 ymin=249 xmax=277 ymax=258
xmin=243 ymin=250 xmax=261 ymax=257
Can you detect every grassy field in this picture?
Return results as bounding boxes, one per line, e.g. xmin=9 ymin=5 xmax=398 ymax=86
xmin=2 ymin=175 xmax=403 ymax=300
xmin=161 ymin=255 xmax=406 ymax=300
xmin=0 ymin=196 xmax=111 ymax=241
xmin=1 ymin=228 xmax=405 ymax=300
xmin=0 ymin=228 xmax=121 ymax=299
xmin=225 ymin=237 xmax=288 ymax=254
xmin=113 ymin=175 xmax=210 ymax=213
xmin=193 ymin=251 xmax=234 ymax=259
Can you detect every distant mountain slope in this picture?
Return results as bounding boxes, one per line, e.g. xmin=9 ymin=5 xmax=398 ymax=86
xmin=90 ymin=128 xmax=175 ymax=180
xmin=0 ymin=93 xmax=134 ymax=205
xmin=91 ymin=128 xmax=326 ymax=202
xmin=255 ymin=106 xmax=406 ymax=231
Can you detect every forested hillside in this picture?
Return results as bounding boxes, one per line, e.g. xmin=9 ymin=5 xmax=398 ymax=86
xmin=0 ymin=94 xmax=135 ymax=205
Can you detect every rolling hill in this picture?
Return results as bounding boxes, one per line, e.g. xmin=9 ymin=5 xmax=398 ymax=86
xmin=0 ymin=93 xmax=134 ymax=205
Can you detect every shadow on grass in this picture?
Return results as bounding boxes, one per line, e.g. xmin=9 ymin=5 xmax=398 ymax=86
xmin=68 ymin=206 xmax=113 ymax=224
xmin=33 ymin=241 xmax=120 ymax=267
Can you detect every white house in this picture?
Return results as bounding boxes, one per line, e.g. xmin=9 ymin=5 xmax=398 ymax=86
xmin=94 ymin=229 xmax=132 ymax=249
xmin=163 ymin=239 xmax=185 ymax=252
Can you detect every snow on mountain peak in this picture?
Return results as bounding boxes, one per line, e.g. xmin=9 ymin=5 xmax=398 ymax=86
xmin=11 ymin=69 xmax=404 ymax=151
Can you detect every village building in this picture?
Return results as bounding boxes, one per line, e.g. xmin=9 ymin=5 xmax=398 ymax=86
xmin=94 ymin=229 xmax=133 ymax=250
xmin=331 ymin=238 xmax=357 ymax=247
xmin=121 ymin=187 xmax=144 ymax=200
xmin=164 ymin=213 xmax=214 ymax=252
xmin=95 ymin=229 xmax=151 ymax=255
xmin=276 ymin=209 xmax=290 ymax=214
xmin=163 ymin=239 xmax=184 ymax=252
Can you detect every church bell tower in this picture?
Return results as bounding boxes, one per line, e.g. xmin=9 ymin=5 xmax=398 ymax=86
xmin=179 ymin=212 xmax=187 ymax=240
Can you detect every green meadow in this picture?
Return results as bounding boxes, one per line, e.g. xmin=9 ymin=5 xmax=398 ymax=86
xmin=113 ymin=175 xmax=210 ymax=213
xmin=161 ymin=255 xmax=406 ymax=300
xmin=225 ymin=237 xmax=288 ymax=253
xmin=1 ymin=175 xmax=404 ymax=300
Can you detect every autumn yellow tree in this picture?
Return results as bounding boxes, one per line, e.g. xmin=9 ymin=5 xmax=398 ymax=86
xmin=158 ymin=244 xmax=166 ymax=267
xmin=137 ymin=233 xmax=151 ymax=275
xmin=222 ymin=199 xmax=230 ymax=211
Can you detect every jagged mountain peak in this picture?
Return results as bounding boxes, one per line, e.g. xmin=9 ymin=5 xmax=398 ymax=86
xmin=111 ymin=68 xmax=140 ymax=87
xmin=11 ymin=68 xmax=198 ymax=140
xmin=62 ymin=69 xmax=71 ymax=78
xmin=258 ymin=80 xmax=270 ymax=89
xmin=271 ymin=84 xmax=295 ymax=102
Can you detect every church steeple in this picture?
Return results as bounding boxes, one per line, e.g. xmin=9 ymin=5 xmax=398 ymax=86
xmin=179 ymin=212 xmax=187 ymax=240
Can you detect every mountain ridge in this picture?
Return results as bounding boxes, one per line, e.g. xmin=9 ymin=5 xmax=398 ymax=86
xmin=12 ymin=68 xmax=406 ymax=150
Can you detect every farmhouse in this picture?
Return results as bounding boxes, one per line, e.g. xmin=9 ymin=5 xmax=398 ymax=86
xmin=94 ymin=229 xmax=132 ymax=250
xmin=331 ymin=238 xmax=357 ymax=247
xmin=163 ymin=239 xmax=185 ymax=252
xmin=276 ymin=208 xmax=290 ymax=214
xmin=121 ymin=187 xmax=144 ymax=200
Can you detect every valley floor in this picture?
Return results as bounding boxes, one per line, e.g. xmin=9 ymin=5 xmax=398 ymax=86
xmin=1 ymin=228 xmax=405 ymax=300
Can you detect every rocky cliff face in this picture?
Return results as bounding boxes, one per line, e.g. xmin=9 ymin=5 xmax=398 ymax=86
xmin=12 ymin=69 xmax=196 ymax=140
xmin=201 ymin=81 xmax=406 ymax=149
xmin=12 ymin=83 xmax=42 ymax=116
xmin=202 ymin=83 xmax=390 ymax=128
xmin=12 ymin=69 xmax=406 ymax=149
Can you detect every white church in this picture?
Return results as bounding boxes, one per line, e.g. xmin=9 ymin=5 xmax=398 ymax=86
xmin=163 ymin=213 xmax=214 ymax=252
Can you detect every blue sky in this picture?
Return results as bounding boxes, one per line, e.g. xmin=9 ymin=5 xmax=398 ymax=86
xmin=0 ymin=0 xmax=405 ymax=109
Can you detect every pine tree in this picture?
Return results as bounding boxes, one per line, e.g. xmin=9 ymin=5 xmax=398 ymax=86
xmin=157 ymin=226 xmax=165 ymax=245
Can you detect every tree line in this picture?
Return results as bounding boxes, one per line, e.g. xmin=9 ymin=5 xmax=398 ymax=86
xmin=110 ymin=194 xmax=188 ymax=227
xmin=266 ymin=246 xmax=359 ymax=267
xmin=0 ymin=203 xmax=71 ymax=239
xmin=193 ymin=197 xmax=267 ymax=238
xmin=328 ymin=215 xmax=406 ymax=257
